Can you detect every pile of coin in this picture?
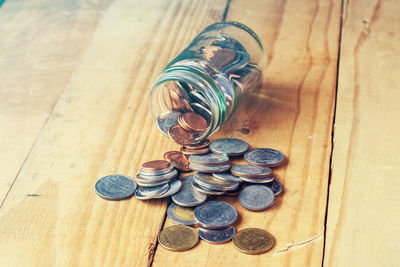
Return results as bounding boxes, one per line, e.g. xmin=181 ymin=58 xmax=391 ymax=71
xmin=95 ymin=137 xmax=286 ymax=254
xmin=134 ymin=160 xmax=182 ymax=200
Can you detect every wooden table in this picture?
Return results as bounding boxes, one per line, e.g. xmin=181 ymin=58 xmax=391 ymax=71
xmin=1 ymin=0 xmax=399 ymax=266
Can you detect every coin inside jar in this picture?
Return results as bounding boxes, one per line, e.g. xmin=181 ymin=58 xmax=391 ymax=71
xmin=168 ymin=125 xmax=194 ymax=145
xmin=158 ymin=225 xmax=199 ymax=251
xmin=156 ymin=111 xmax=181 ymax=135
xmin=233 ymin=228 xmax=275 ymax=254
xmin=178 ymin=112 xmax=207 ymax=132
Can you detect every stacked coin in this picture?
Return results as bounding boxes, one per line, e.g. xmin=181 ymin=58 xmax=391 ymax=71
xmin=191 ymin=172 xmax=240 ymax=196
xmin=188 ymin=153 xmax=230 ymax=173
xmin=194 ymin=201 xmax=237 ymax=244
xmin=134 ymin=160 xmax=182 ymax=200
xmin=181 ymin=139 xmax=210 ymax=156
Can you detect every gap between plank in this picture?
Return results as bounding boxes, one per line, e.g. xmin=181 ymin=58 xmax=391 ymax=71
xmin=149 ymin=1 xmax=231 ymax=265
xmin=321 ymin=0 xmax=345 ymax=265
xmin=148 ymin=200 xmax=170 ymax=267
xmin=0 ymin=96 xmax=60 ymax=209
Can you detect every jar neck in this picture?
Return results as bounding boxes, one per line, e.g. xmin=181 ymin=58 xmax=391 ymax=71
xmin=152 ymin=61 xmax=234 ymax=137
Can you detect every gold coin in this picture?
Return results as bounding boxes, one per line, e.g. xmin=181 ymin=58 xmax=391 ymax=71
xmin=174 ymin=205 xmax=195 ymax=221
xmin=233 ymin=228 xmax=275 ymax=255
xmin=158 ymin=225 xmax=199 ymax=251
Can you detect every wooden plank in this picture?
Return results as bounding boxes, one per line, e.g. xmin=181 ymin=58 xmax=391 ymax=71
xmin=0 ymin=0 xmax=227 ymax=266
xmin=0 ymin=0 xmax=113 ymax=201
xmin=324 ymin=0 xmax=400 ymax=266
xmin=152 ymin=0 xmax=341 ymax=266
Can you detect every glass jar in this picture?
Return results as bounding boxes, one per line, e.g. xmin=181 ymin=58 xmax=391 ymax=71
xmin=149 ymin=21 xmax=265 ymax=144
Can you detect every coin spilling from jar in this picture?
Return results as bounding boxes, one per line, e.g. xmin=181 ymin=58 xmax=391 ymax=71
xmin=95 ymin=134 xmax=286 ymax=254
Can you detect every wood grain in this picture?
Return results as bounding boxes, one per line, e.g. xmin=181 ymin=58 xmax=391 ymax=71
xmin=0 ymin=0 xmax=113 ymax=201
xmin=0 ymin=0 xmax=227 ymax=265
xmin=152 ymin=0 xmax=342 ymax=266
xmin=324 ymin=0 xmax=400 ymax=266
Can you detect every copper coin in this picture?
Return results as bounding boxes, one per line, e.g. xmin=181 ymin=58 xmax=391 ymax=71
xmin=168 ymin=125 xmax=194 ymax=145
xmin=164 ymin=151 xmax=191 ymax=171
xmin=184 ymin=139 xmax=210 ymax=149
xmin=141 ymin=160 xmax=171 ymax=172
xmin=179 ymin=112 xmax=207 ymax=132
xmin=181 ymin=98 xmax=194 ymax=112
xmin=182 ymin=147 xmax=210 ymax=156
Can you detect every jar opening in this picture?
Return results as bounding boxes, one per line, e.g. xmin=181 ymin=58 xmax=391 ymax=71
xmin=149 ymin=70 xmax=224 ymax=142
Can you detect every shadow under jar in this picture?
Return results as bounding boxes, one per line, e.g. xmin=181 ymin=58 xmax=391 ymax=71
xmin=149 ymin=21 xmax=265 ymax=144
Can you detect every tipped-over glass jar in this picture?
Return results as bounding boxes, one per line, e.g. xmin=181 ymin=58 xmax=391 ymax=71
xmin=149 ymin=21 xmax=265 ymax=145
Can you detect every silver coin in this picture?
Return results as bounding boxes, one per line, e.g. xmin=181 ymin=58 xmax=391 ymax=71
xmin=189 ymin=163 xmax=230 ymax=173
xmin=231 ymin=164 xmax=272 ymax=178
xmin=244 ymin=148 xmax=285 ymax=167
xmin=239 ymin=176 xmax=275 ymax=184
xmin=190 ymin=103 xmax=212 ymax=124
xmin=155 ymin=179 xmax=182 ymax=198
xmin=188 ymin=153 xmax=229 ymax=166
xmin=135 ymin=178 xmax=170 ymax=188
xmin=212 ymin=172 xmax=242 ymax=183
xmin=134 ymin=183 xmax=170 ymax=200
xmin=95 ymin=175 xmax=137 ymax=200
xmin=137 ymin=169 xmax=178 ymax=182
xmin=209 ymin=138 xmax=248 ymax=156
xmin=166 ymin=202 xmax=197 ymax=226
xmin=266 ymin=179 xmax=283 ymax=196
xmin=139 ymin=164 xmax=175 ymax=176
xmin=198 ymin=226 xmax=236 ymax=244
xmin=171 ymin=175 xmax=207 ymax=207
xmin=192 ymin=181 xmax=226 ymax=195
xmin=194 ymin=201 xmax=238 ymax=229
xmin=156 ymin=111 xmax=181 ymax=135
xmin=194 ymin=173 xmax=239 ymax=191
xmin=238 ymin=185 xmax=275 ymax=211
